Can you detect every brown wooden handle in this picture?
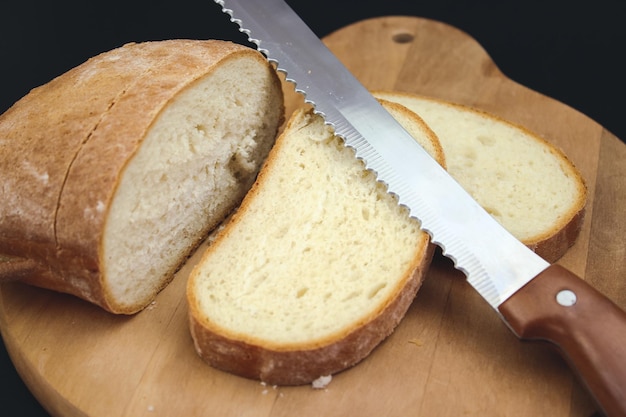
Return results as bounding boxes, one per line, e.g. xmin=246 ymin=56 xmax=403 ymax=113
xmin=499 ymin=264 xmax=626 ymax=417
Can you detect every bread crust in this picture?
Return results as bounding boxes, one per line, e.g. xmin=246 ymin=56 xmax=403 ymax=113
xmin=527 ymin=206 xmax=585 ymax=263
xmin=376 ymin=99 xmax=447 ymax=169
xmin=0 ymin=40 xmax=283 ymax=313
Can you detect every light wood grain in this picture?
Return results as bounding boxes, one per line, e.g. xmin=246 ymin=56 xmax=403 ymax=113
xmin=1 ymin=16 xmax=624 ymax=417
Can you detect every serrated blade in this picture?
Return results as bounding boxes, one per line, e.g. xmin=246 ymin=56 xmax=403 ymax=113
xmin=214 ymin=0 xmax=549 ymax=308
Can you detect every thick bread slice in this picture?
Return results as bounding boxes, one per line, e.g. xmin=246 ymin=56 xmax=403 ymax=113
xmin=373 ymin=91 xmax=587 ymax=262
xmin=187 ymin=101 xmax=445 ymax=386
xmin=0 ymin=40 xmax=284 ymax=314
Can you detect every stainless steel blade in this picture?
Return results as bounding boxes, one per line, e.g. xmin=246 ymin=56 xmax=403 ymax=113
xmin=215 ymin=0 xmax=550 ymax=309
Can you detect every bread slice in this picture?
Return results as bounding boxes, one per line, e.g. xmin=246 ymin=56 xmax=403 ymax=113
xmin=373 ymin=91 xmax=587 ymax=262
xmin=0 ymin=40 xmax=284 ymax=314
xmin=187 ymin=100 xmax=445 ymax=386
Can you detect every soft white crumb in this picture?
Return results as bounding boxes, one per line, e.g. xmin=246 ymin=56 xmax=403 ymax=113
xmin=311 ymin=375 xmax=332 ymax=389
xmin=147 ymin=405 xmax=155 ymax=412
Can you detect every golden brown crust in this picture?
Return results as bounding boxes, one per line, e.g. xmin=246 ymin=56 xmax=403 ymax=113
xmin=529 ymin=206 xmax=586 ymax=263
xmin=0 ymin=41 xmax=143 ymax=266
xmin=0 ymin=40 xmax=281 ymax=313
xmin=0 ymin=255 xmax=40 ymax=282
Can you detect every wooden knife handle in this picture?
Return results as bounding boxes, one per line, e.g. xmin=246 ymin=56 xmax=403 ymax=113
xmin=499 ymin=264 xmax=626 ymax=417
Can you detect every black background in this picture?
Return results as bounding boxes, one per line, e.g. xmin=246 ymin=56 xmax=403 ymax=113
xmin=1 ymin=1 xmax=624 ymax=415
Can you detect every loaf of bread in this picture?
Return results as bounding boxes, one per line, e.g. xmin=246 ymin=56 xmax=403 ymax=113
xmin=373 ymin=91 xmax=587 ymax=262
xmin=0 ymin=40 xmax=284 ymax=314
xmin=187 ymin=100 xmax=445 ymax=385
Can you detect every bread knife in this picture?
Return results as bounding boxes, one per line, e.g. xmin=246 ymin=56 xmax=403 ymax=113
xmin=214 ymin=1 xmax=626 ymax=415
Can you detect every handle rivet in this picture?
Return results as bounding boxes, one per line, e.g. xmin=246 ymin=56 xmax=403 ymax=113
xmin=556 ymin=289 xmax=577 ymax=306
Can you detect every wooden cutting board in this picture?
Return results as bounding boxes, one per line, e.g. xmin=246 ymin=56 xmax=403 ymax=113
xmin=1 ymin=16 xmax=624 ymax=417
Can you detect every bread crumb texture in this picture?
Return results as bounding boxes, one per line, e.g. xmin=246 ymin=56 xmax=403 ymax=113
xmin=103 ymin=48 xmax=283 ymax=311
xmin=190 ymin=109 xmax=429 ymax=348
xmin=373 ymin=91 xmax=586 ymax=249
xmin=311 ymin=375 xmax=332 ymax=389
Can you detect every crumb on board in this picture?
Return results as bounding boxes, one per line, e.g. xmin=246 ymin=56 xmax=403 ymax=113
xmin=312 ymin=375 xmax=332 ymax=389
xmin=259 ymin=381 xmax=281 ymax=396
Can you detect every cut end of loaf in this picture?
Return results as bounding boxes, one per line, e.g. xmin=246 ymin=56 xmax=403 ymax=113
xmin=0 ymin=40 xmax=284 ymax=314
xmin=101 ymin=48 xmax=284 ymax=313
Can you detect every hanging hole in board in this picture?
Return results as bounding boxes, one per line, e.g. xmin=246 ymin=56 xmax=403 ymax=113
xmin=392 ymin=33 xmax=414 ymax=44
